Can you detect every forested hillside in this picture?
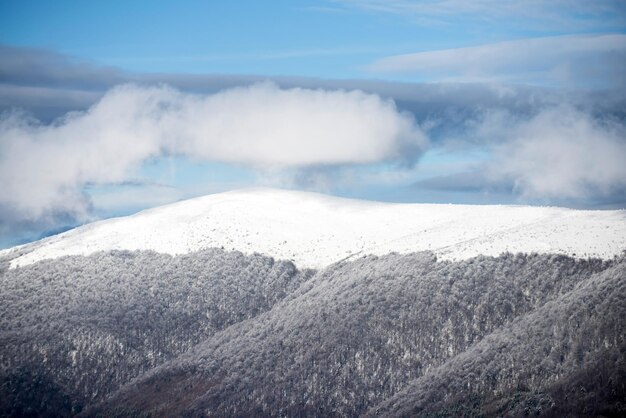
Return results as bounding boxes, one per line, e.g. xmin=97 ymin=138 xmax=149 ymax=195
xmin=85 ymin=252 xmax=624 ymax=417
xmin=368 ymin=259 xmax=626 ymax=417
xmin=1 ymin=249 xmax=624 ymax=417
xmin=0 ymin=249 xmax=313 ymax=416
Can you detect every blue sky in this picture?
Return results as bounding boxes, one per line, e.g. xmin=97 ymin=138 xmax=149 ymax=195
xmin=2 ymin=0 xmax=623 ymax=78
xmin=1 ymin=0 xmax=625 ymax=247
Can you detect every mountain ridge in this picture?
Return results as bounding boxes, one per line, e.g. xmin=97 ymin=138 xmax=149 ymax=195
xmin=3 ymin=188 xmax=625 ymax=269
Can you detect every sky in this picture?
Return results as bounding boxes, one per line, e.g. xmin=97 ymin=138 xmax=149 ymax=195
xmin=1 ymin=0 xmax=625 ymax=247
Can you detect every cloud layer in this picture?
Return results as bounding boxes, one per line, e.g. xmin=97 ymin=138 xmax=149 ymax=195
xmin=369 ymin=34 xmax=626 ymax=88
xmin=0 ymin=82 xmax=427 ymax=229
xmin=1 ymin=45 xmax=625 ymax=246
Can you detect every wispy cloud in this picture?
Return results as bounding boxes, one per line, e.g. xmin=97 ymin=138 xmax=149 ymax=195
xmin=415 ymin=105 xmax=626 ymax=204
xmin=0 ymin=44 xmax=126 ymax=89
xmin=334 ymin=0 xmax=626 ymax=30
xmin=486 ymin=106 xmax=626 ymax=200
xmin=368 ymin=34 xmax=626 ymax=88
xmin=103 ymin=46 xmax=385 ymax=67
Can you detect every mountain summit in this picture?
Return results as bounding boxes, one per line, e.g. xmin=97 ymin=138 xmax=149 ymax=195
xmin=3 ymin=188 xmax=625 ymax=269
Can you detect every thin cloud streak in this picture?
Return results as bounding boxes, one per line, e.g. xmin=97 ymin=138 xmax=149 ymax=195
xmin=102 ymin=46 xmax=386 ymax=66
xmin=335 ymin=0 xmax=626 ymax=30
xmin=368 ymin=34 xmax=626 ymax=88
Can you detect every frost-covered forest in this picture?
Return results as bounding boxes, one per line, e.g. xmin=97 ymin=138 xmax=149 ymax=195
xmin=0 ymin=249 xmax=313 ymax=416
xmin=1 ymin=249 xmax=624 ymax=417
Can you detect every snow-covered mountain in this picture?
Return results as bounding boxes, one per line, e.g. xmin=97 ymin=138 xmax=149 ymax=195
xmin=3 ymin=187 xmax=625 ymax=268
xmin=2 ymin=188 xmax=625 ymax=416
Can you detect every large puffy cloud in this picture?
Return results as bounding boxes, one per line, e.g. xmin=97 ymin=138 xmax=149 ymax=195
xmin=0 ymin=82 xmax=427 ymax=227
xmin=369 ymin=34 xmax=626 ymax=88
xmin=167 ymin=83 xmax=425 ymax=166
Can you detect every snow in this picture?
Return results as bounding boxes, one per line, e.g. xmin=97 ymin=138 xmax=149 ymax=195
xmin=3 ymin=188 xmax=626 ymax=269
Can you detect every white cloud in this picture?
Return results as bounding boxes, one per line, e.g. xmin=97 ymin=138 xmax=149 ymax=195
xmin=412 ymin=105 xmax=626 ymax=204
xmin=0 ymin=82 xmax=427 ymax=226
xmin=368 ymin=34 xmax=626 ymax=88
xmin=485 ymin=106 xmax=626 ymax=200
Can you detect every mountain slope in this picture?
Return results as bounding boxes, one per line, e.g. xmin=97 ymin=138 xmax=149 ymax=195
xmin=367 ymin=259 xmax=626 ymax=417
xmin=0 ymin=249 xmax=313 ymax=416
xmin=3 ymin=188 xmax=626 ymax=269
xmin=85 ymin=253 xmax=624 ymax=417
